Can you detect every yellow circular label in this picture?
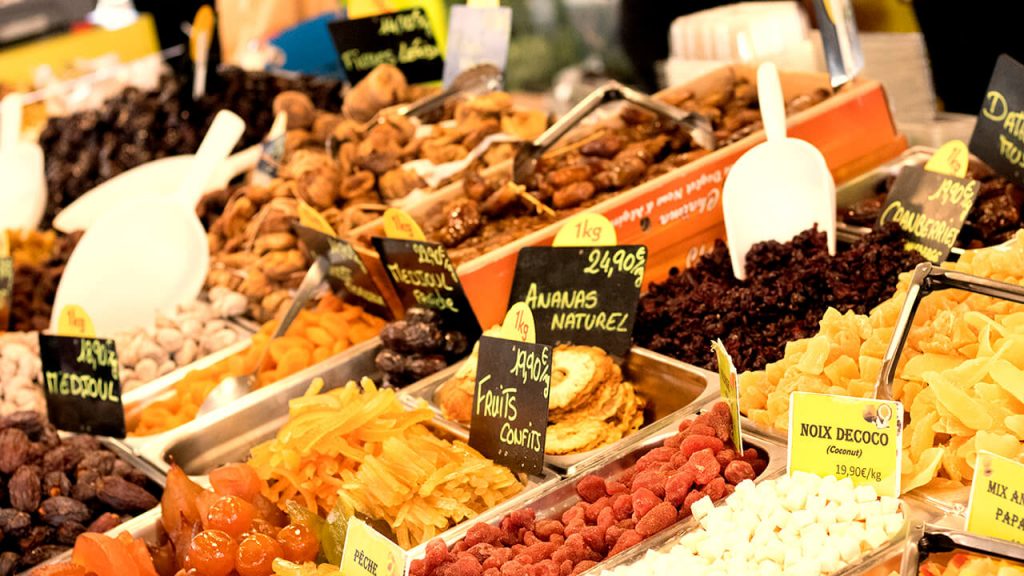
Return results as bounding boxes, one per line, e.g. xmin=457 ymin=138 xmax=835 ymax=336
xmin=297 ymin=200 xmax=338 ymax=238
xmin=925 ymin=140 xmax=970 ymax=179
xmin=552 ymin=213 xmax=617 ymax=247
xmin=500 ymin=302 xmax=536 ymax=343
xmin=383 ymin=208 xmax=426 ymax=241
xmin=57 ymin=305 xmax=96 ymax=338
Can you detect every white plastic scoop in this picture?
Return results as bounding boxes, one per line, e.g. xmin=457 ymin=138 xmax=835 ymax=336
xmin=52 ymin=144 xmax=260 ymax=234
xmin=51 ymin=110 xmax=246 ymax=336
xmin=722 ymin=62 xmax=836 ymax=280
xmin=0 ymin=93 xmax=46 ymax=230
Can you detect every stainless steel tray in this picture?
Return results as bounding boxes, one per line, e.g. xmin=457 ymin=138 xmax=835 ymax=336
xmin=397 ymin=346 xmax=720 ymax=474
xmin=402 ymin=420 xmax=787 ymax=574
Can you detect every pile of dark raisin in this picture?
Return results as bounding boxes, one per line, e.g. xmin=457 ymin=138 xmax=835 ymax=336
xmin=8 ymin=232 xmax=81 ymax=332
xmin=633 ymin=224 xmax=924 ymax=373
xmin=0 ymin=412 xmax=160 ymax=574
xmin=38 ymin=66 xmax=343 ymax=227
xmin=374 ymin=308 xmax=470 ymax=388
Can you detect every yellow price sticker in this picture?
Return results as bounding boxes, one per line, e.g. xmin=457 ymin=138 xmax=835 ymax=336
xmin=383 ymin=208 xmax=426 ymax=241
xmin=966 ymin=451 xmax=1024 ymax=544
xmin=552 ymin=213 xmax=617 ymax=247
xmin=501 ymin=302 xmax=536 ymax=343
xmin=56 ymin=305 xmax=96 ymax=338
xmin=298 ymin=200 xmax=337 ymax=238
xmin=788 ymin=392 xmax=903 ymax=497
xmin=340 ymin=517 xmax=405 ymax=576
xmin=925 ymin=139 xmax=971 ymax=179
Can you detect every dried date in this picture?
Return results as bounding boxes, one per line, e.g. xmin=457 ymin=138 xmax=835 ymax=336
xmin=552 ymin=181 xmax=596 ymax=209
xmin=76 ymin=450 xmax=116 ymax=478
xmin=97 ymin=475 xmax=159 ymax=512
xmin=8 ymin=466 xmax=41 ymax=512
xmin=0 ymin=508 xmax=31 ymax=537
xmin=71 ymin=471 xmax=100 ymax=503
xmin=0 ymin=429 xmax=30 ymax=474
xmin=38 ymin=496 xmax=91 ymax=526
xmin=43 ymin=471 xmax=72 ymax=498
xmin=56 ymin=521 xmax=86 ymax=545
xmin=86 ymin=512 xmax=123 ymax=533
xmin=16 ymin=544 xmax=68 ymax=568
xmin=18 ymin=525 xmax=52 ymax=551
xmin=0 ymin=552 xmax=17 ymax=576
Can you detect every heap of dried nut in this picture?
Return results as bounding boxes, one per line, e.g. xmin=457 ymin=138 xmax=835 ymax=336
xmin=0 ymin=412 xmax=160 ymax=573
xmin=115 ymin=286 xmax=250 ymax=391
xmin=0 ymin=333 xmax=45 ymax=416
xmin=204 ymin=64 xmax=545 ymax=322
xmin=427 ymin=79 xmax=830 ymax=265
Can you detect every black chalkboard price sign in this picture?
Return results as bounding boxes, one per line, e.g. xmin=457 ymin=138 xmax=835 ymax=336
xmin=0 ymin=256 xmax=11 ymax=330
xmin=876 ymin=164 xmax=979 ymax=263
xmin=508 ymin=245 xmax=646 ymax=356
xmin=38 ymin=334 xmax=126 ymax=438
xmin=328 ymin=8 xmax=444 ymax=85
xmin=969 ymin=54 xmax=1024 ymax=187
xmin=294 ymin=224 xmax=392 ymax=320
xmin=372 ymin=237 xmax=481 ymax=341
xmin=469 ymin=335 xmax=552 ymax=476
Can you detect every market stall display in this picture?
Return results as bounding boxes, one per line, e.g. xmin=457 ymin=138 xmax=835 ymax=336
xmin=38 ymin=68 xmax=344 ymax=228
xmin=739 ymin=232 xmax=1024 ymax=493
xmin=839 ymin=150 xmax=1024 ymax=250
xmin=130 ymin=293 xmax=384 ymax=436
xmin=596 ymin=472 xmax=906 ymax=576
xmin=0 ymin=412 xmax=161 ymax=573
xmin=634 ymin=225 xmax=924 ymax=372
xmin=409 ymin=403 xmax=771 ymax=576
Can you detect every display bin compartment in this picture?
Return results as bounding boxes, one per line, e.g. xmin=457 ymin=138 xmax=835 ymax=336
xmin=346 ymin=65 xmax=908 ymax=328
xmin=398 ymin=346 xmax=719 ymax=474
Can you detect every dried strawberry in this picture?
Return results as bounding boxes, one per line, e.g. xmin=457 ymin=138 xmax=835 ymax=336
xmin=706 ymin=403 xmax=733 ymax=442
xmin=664 ymin=434 xmax=684 ymax=449
xmin=466 ymin=523 xmax=503 ymax=547
xmin=611 ymin=494 xmax=632 ymax=520
xmin=575 ymin=475 xmax=607 ymax=504
xmin=678 ymin=435 xmax=724 ymax=459
xmin=724 ymin=460 xmax=756 ymax=484
xmin=608 ymin=529 xmax=642 ymax=556
xmin=570 ymin=561 xmax=598 ymax=575
xmin=535 ymin=520 xmax=564 ymax=540
xmin=704 ymin=477 xmax=727 ymax=500
xmin=642 ymin=447 xmax=674 ymax=463
xmin=681 ymin=489 xmax=706 ymax=516
xmin=636 ymin=501 xmax=677 ymax=537
xmin=665 ymin=469 xmax=696 ymax=506
xmin=685 ymin=423 xmax=717 ymax=438
xmin=510 ymin=508 xmax=536 ymax=532
xmin=630 ymin=488 xmax=660 ymax=519
xmin=605 ymin=481 xmax=627 ymax=495
xmin=715 ymin=449 xmax=737 ymax=468
xmin=605 ymin=525 xmax=625 ymax=548
xmin=581 ymin=525 xmax=607 ymax=554
xmin=685 ymin=448 xmax=721 ymax=485
xmin=630 ymin=470 xmax=667 ymax=498
xmin=561 ymin=505 xmax=585 ymax=526
xmin=583 ymin=497 xmax=609 ymax=523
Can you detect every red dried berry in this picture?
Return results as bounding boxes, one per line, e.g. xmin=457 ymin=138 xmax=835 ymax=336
xmin=679 ymin=435 xmax=725 ymax=459
xmin=535 ymin=520 xmax=564 ymax=540
xmin=664 ymin=434 xmax=684 ymax=449
xmin=630 ymin=488 xmax=660 ymax=520
xmin=583 ymin=497 xmax=609 ymax=523
xmin=605 ymin=525 xmax=625 ymax=548
xmin=510 ymin=508 xmax=536 ymax=532
xmin=665 ymin=469 xmax=696 ymax=506
xmin=525 ymin=541 xmax=557 ymax=562
xmin=643 ymin=447 xmax=674 ymax=463
xmin=616 ymin=518 xmax=636 ymax=530
xmin=629 ymin=470 xmax=667 ymax=498
xmin=636 ymin=501 xmax=678 ymax=537
xmin=564 ymin=519 xmax=585 ymax=537
xmin=575 ymin=475 xmax=607 ymax=504
xmin=686 ymin=423 xmax=717 ymax=438
xmin=605 ymin=481 xmax=627 ymax=495
xmin=596 ymin=507 xmax=615 ymax=531
xmin=669 ymin=451 xmax=689 ymax=469
xmin=611 ymin=493 xmax=632 ymax=520
xmin=681 ymin=489 xmax=706 ymax=516
xmin=685 ymin=448 xmax=721 ymax=485
xmin=724 ymin=484 xmax=736 ymax=497
xmin=559 ymin=560 xmax=573 ymax=576
xmin=561 ymin=505 xmax=585 ymax=526
xmin=706 ymin=403 xmax=733 ymax=442
xmin=678 ymin=419 xmax=692 ymax=432
xmin=724 ymin=460 xmax=756 ymax=484
xmin=704 ymin=477 xmax=727 ymax=500
xmin=608 ymin=529 xmax=643 ymax=556
xmin=715 ymin=449 xmax=737 ymax=468
xmin=570 ymin=561 xmax=598 ymax=576
xmin=581 ymin=525 xmax=607 ymax=554
xmin=466 ymin=523 xmax=503 ymax=547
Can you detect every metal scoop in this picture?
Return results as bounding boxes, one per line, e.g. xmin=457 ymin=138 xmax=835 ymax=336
xmin=394 ymin=63 xmax=503 ymax=120
xmin=512 ymin=80 xmax=716 ymax=185
xmin=900 ymin=523 xmax=1024 ymax=575
xmin=874 ymin=261 xmax=1024 ymax=400
xmin=197 ymin=256 xmax=328 ymax=416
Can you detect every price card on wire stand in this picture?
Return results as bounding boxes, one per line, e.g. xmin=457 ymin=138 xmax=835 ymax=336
xmin=509 ymin=215 xmax=643 ymax=356
xmin=966 ymin=451 xmax=1024 ymax=544
xmin=294 ymin=224 xmax=392 ymax=320
xmin=39 ymin=305 xmax=126 ymax=438
xmin=469 ymin=303 xmax=551 ymax=476
xmin=788 ymin=392 xmax=902 ymax=497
